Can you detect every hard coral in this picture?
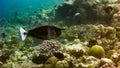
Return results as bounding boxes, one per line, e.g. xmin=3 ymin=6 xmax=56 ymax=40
xmin=55 ymin=60 xmax=69 ymax=68
xmin=100 ymin=62 xmax=116 ymax=68
xmin=72 ymin=56 xmax=100 ymax=68
xmin=89 ymin=45 xmax=105 ymax=58
xmin=30 ymin=40 xmax=61 ymax=64
xmin=99 ymin=58 xmax=113 ymax=67
xmin=111 ymin=50 xmax=120 ymax=63
xmin=45 ymin=56 xmax=59 ymax=68
xmin=64 ymin=41 xmax=89 ymax=58
xmin=37 ymin=40 xmax=61 ymax=56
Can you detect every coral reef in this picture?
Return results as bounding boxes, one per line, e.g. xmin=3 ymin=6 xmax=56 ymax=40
xmin=1 ymin=0 xmax=120 ymax=68
xmin=2 ymin=23 xmax=120 ymax=67
xmin=55 ymin=0 xmax=118 ymax=25
xmin=1 ymin=23 xmax=120 ymax=68
xmin=1 ymin=23 xmax=120 ymax=67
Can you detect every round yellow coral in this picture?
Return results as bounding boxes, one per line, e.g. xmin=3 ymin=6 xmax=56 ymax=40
xmin=45 ymin=56 xmax=58 ymax=68
xmin=89 ymin=45 xmax=105 ymax=58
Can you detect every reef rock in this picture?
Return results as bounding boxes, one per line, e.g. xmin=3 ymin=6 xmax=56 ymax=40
xmin=64 ymin=39 xmax=89 ymax=58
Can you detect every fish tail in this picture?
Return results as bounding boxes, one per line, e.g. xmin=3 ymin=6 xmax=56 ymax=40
xmin=19 ymin=27 xmax=27 ymax=41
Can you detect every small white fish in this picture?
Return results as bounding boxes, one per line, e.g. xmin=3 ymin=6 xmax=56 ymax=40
xmin=74 ymin=12 xmax=80 ymax=16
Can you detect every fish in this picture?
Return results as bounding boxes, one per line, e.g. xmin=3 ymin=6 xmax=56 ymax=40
xmin=20 ymin=25 xmax=64 ymax=41
xmin=74 ymin=12 xmax=80 ymax=16
xmin=104 ymin=6 xmax=113 ymax=13
xmin=105 ymin=3 xmax=120 ymax=13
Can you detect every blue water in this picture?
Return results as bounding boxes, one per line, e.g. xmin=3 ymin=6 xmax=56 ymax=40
xmin=0 ymin=0 xmax=64 ymax=19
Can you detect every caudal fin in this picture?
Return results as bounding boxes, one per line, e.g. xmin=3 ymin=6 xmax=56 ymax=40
xmin=20 ymin=27 xmax=27 ymax=41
